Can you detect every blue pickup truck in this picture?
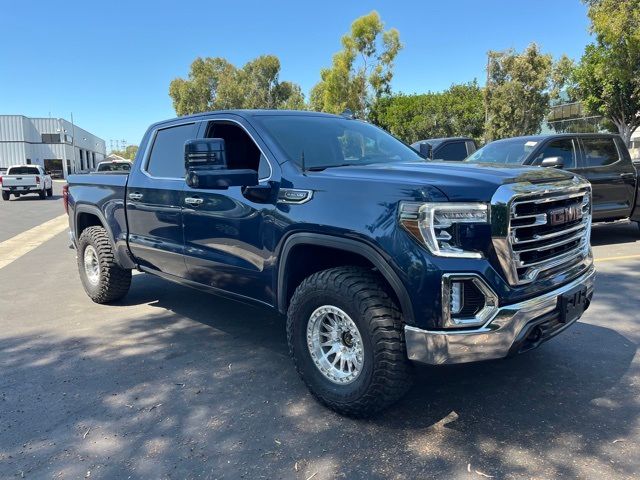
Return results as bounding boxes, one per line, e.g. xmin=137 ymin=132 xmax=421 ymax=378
xmin=65 ymin=110 xmax=596 ymax=416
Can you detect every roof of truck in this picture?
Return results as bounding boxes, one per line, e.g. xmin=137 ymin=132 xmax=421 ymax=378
xmin=489 ymin=133 xmax=620 ymax=143
xmin=150 ymin=109 xmax=344 ymax=130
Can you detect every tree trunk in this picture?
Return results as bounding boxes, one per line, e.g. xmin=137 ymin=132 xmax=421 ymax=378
xmin=615 ymin=121 xmax=632 ymax=147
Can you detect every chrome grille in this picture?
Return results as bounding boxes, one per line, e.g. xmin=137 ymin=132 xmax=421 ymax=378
xmin=510 ymin=187 xmax=591 ymax=284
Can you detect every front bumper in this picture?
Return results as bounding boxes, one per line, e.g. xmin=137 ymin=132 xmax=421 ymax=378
xmin=405 ymin=266 xmax=596 ymax=365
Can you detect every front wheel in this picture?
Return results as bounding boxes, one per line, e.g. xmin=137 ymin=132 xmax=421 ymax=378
xmin=287 ymin=266 xmax=413 ymax=417
xmin=77 ymin=226 xmax=131 ymax=303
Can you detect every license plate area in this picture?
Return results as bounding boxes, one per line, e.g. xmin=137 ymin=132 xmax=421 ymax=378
xmin=559 ymin=285 xmax=588 ymax=323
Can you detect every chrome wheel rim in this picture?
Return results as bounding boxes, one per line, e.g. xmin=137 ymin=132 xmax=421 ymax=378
xmin=306 ymin=305 xmax=364 ymax=384
xmin=83 ymin=245 xmax=100 ymax=285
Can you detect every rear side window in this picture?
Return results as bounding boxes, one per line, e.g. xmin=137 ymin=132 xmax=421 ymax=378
xmin=533 ymin=139 xmax=577 ymax=168
xmin=434 ymin=141 xmax=468 ymax=161
xmin=146 ymin=123 xmax=198 ymax=178
xmin=8 ymin=166 xmax=39 ymax=175
xmin=581 ymin=138 xmax=619 ymax=168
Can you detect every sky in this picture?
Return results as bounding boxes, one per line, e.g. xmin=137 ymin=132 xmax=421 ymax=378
xmin=0 ymin=0 xmax=593 ymax=151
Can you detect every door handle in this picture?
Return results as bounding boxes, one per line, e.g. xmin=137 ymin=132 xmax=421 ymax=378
xmin=128 ymin=192 xmax=143 ymax=201
xmin=185 ymin=197 xmax=204 ymax=206
xmin=620 ymin=172 xmax=635 ymax=179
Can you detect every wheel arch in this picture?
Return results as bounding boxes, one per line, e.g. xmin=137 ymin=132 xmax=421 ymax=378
xmin=74 ymin=204 xmax=136 ymax=269
xmin=277 ymin=233 xmax=415 ymax=325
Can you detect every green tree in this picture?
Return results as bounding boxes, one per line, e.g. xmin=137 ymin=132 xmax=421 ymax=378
xmin=370 ymin=82 xmax=485 ymax=143
xmin=310 ymin=11 xmax=402 ymax=119
xmin=572 ymin=0 xmax=640 ymax=145
xmin=485 ymin=44 xmax=553 ymax=140
xmin=550 ymin=54 xmax=577 ymax=102
xmin=111 ymin=145 xmax=138 ymax=161
xmin=169 ymin=55 xmax=304 ymax=115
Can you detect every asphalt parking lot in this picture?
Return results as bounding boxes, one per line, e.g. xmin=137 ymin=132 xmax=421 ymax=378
xmin=1 ymin=182 xmax=639 ymax=479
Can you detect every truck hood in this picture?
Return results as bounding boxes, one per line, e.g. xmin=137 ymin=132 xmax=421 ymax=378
xmin=312 ymin=161 xmax=576 ymax=202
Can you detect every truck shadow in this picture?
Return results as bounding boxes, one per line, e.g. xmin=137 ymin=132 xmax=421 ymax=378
xmin=1 ymin=267 xmax=637 ymax=479
xmin=590 ymin=221 xmax=639 ymax=246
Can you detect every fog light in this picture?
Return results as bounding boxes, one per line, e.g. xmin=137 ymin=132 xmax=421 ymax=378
xmin=450 ymin=281 xmax=464 ymax=315
xmin=442 ymin=274 xmax=499 ymax=329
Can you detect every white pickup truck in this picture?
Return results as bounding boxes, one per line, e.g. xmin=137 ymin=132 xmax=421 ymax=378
xmin=1 ymin=165 xmax=53 ymax=201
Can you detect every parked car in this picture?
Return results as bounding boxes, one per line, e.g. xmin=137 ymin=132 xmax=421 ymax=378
xmin=95 ymin=159 xmax=132 ymax=173
xmin=65 ymin=110 xmax=595 ymax=416
xmin=2 ymin=164 xmax=53 ymax=200
xmin=411 ymin=137 xmax=477 ymax=161
xmin=466 ymin=133 xmax=640 ymax=227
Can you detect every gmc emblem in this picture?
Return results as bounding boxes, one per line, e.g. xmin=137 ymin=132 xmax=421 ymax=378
xmin=548 ymin=205 xmax=583 ymax=226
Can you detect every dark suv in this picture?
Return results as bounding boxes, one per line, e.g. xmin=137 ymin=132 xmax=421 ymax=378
xmin=467 ymin=133 xmax=640 ymax=224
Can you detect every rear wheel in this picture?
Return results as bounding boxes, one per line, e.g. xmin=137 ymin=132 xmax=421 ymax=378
xmin=47 ymin=186 xmax=53 ymax=197
xmin=39 ymin=188 xmax=46 ymax=199
xmin=77 ymin=226 xmax=131 ymax=303
xmin=2 ymin=191 xmax=9 ymax=201
xmin=287 ymin=266 xmax=413 ymax=417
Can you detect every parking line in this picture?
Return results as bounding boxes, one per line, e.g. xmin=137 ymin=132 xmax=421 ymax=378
xmin=0 ymin=214 xmax=69 ymax=270
xmin=594 ymin=254 xmax=640 ymax=263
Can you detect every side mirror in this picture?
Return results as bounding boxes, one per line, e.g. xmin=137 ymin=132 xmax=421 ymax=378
xmin=541 ymin=156 xmax=565 ymax=168
xmin=184 ymin=138 xmax=258 ymax=190
xmin=419 ymin=142 xmax=432 ymax=159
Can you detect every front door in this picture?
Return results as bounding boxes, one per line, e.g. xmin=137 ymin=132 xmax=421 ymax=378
xmin=126 ymin=122 xmax=200 ymax=277
xmin=182 ymin=118 xmax=277 ymax=305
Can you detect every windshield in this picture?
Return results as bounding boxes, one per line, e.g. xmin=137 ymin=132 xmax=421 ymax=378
xmin=97 ymin=162 xmax=131 ymax=172
xmin=465 ymin=138 xmax=539 ymax=164
xmin=8 ymin=166 xmax=39 ymax=175
xmin=254 ymin=115 xmax=424 ymax=170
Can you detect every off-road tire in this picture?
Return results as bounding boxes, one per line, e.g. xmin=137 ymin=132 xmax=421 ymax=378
xmin=47 ymin=186 xmax=53 ymax=197
xmin=77 ymin=226 xmax=131 ymax=303
xmin=287 ymin=266 xmax=413 ymax=417
xmin=39 ymin=188 xmax=46 ymax=199
xmin=2 ymin=191 xmax=9 ymax=201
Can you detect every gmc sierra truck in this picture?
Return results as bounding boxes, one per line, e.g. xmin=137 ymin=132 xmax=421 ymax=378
xmin=65 ymin=110 xmax=596 ymax=417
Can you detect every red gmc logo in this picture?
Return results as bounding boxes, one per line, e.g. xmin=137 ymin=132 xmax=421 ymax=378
xmin=548 ymin=205 xmax=583 ymax=226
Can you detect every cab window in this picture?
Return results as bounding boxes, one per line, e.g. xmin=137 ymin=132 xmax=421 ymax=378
xmin=532 ymin=139 xmax=576 ymax=168
xmin=581 ymin=137 xmax=619 ymax=168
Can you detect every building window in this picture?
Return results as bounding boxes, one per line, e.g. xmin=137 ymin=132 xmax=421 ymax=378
xmin=42 ymin=133 xmax=61 ymax=143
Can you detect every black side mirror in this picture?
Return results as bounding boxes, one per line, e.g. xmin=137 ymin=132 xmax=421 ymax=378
xmin=184 ymin=138 xmax=258 ymax=190
xmin=419 ymin=142 xmax=432 ymax=159
xmin=541 ymin=156 xmax=565 ymax=168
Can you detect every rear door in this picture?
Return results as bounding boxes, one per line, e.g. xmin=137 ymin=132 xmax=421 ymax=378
xmin=576 ymin=136 xmax=636 ymax=221
xmin=126 ymin=121 xmax=200 ymax=277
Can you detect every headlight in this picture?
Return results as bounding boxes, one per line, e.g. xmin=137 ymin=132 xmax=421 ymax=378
xmin=399 ymin=202 xmax=489 ymax=258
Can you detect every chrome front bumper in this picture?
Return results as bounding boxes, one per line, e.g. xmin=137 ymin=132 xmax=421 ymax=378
xmin=405 ymin=266 xmax=596 ymax=365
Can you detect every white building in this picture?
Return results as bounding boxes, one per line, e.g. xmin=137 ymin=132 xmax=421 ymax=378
xmin=630 ymin=130 xmax=640 ymax=160
xmin=0 ymin=115 xmax=106 ymax=178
